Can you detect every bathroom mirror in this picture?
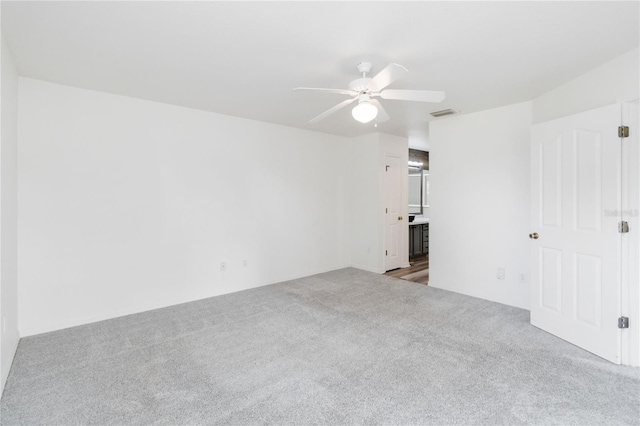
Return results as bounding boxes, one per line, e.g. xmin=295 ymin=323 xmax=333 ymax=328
xmin=408 ymin=169 xmax=423 ymax=215
xmin=423 ymin=172 xmax=429 ymax=207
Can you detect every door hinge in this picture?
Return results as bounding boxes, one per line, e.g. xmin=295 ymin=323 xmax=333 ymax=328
xmin=618 ymin=316 xmax=629 ymax=329
xmin=618 ymin=221 xmax=630 ymax=233
xmin=385 ymin=165 xmax=390 ymax=171
xmin=385 ymin=250 xmax=388 ymax=256
xmin=618 ymin=126 xmax=629 ymax=138
xmin=386 ymin=208 xmax=388 ymax=213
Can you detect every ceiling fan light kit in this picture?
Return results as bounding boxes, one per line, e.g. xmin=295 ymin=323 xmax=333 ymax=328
xmin=294 ymin=62 xmax=446 ymax=125
xmin=352 ymin=93 xmax=378 ymax=123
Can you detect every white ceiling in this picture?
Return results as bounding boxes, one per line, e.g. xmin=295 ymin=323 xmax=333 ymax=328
xmin=2 ymin=1 xmax=639 ymax=147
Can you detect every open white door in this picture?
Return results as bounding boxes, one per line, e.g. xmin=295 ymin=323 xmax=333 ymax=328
xmin=385 ymin=155 xmax=402 ymax=271
xmin=530 ymin=103 xmax=622 ymax=364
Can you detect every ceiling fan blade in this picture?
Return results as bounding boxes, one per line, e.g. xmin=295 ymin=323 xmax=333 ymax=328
xmin=309 ymin=97 xmax=357 ymax=124
xmin=371 ymin=99 xmax=390 ymax=122
xmin=380 ymin=89 xmax=446 ymax=103
xmin=293 ymin=87 xmax=357 ymax=96
xmin=366 ymin=63 xmax=408 ymax=92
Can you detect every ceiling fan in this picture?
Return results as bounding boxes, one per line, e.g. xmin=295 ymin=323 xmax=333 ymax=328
xmin=293 ymin=62 xmax=445 ymax=124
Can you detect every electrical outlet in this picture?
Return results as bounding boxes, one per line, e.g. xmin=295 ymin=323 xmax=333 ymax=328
xmin=242 ymin=260 xmax=248 ymax=268
xmin=497 ymin=268 xmax=505 ymax=280
xmin=220 ymin=262 xmax=227 ymax=272
xmin=520 ymin=273 xmax=527 ymax=284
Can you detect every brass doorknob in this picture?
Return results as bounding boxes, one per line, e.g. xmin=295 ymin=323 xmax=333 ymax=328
xmin=398 ymin=216 xmax=403 ymax=221
xmin=529 ymin=232 xmax=539 ymax=239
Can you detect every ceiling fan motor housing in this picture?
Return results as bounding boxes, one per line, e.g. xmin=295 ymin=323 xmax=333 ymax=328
xmin=351 ymin=62 xmax=373 ymax=92
xmin=349 ymin=78 xmax=372 ymax=93
xmin=356 ymin=62 xmax=372 ymax=74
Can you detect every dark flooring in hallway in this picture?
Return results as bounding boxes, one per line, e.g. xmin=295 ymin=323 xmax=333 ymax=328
xmin=384 ymin=255 xmax=428 ymax=284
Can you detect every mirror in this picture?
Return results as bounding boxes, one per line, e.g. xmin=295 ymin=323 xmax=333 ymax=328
xmin=409 ymin=169 xmax=429 ymax=215
xmin=408 ymin=149 xmax=430 ymax=216
xmin=408 ymin=169 xmax=423 ymax=215
xmin=423 ymin=172 xmax=429 ymax=208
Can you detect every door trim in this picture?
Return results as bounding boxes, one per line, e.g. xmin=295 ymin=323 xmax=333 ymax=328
xmin=621 ymin=101 xmax=640 ymax=366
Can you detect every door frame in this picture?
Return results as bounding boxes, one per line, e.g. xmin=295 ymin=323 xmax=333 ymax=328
xmin=621 ymin=101 xmax=640 ymax=366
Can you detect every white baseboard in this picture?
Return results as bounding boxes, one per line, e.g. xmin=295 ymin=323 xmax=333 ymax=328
xmin=1 ymin=335 xmax=20 ymax=398
xmin=19 ymin=264 xmax=351 ymax=337
xmin=349 ymin=263 xmax=385 ymax=274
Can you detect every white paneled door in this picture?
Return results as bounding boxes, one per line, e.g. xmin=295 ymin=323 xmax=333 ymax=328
xmin=530 ymin=103 xmax=622 ymax=363
xmin=385 ymin=155 xmax=402 ymax=271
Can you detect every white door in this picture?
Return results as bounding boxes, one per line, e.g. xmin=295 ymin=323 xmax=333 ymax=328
xmin=530 ymin=103 xmax=622 ymax=363
xmin=385 ymin=155 xmax=402 ymax=271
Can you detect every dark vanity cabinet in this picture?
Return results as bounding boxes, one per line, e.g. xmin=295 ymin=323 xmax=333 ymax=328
xmin=409 ymin=225 xmax=422 ymax=257
xmin=409 ymin=223 xmax=429 ymax=258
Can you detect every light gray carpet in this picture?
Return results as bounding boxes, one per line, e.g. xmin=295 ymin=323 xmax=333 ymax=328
xmin=1 ymin=268 xmax=639 ymax=425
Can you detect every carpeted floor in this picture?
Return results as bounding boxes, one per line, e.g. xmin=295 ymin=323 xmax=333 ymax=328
xmin=1 ymin=268 xmax=639 ymax=425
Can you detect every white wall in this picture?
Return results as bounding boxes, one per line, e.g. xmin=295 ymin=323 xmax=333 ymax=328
xmin=428 ymin=48 xmax=640 ymax=312
xmin=533 ymin=48 xmax=639 ymax=123
xmin=346 ymin=134 xmax=381 ymax=273
xmin=408 ymin=133 xmax=429 ymax=151
xmin=429 ymin=102 xmax=532 ymax=310
xmin=0 ymin=35 xmax=20 ymax=393
xmin=346 ymin=133 xmax=408 ymax=273
xmin=18 ymin=78 xmax=352 ymax=336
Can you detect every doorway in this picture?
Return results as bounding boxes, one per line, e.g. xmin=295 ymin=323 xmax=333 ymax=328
xmin=386 ymin=149 xmax=430 ymax=284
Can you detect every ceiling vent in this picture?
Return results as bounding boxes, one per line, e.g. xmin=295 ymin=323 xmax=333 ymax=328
xmin=430 ymin=108 xmax=457 ymax=118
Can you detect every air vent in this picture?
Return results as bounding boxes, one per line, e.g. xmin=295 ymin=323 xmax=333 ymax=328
xmin=430 ymin=109 xmax=457 ymax=118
